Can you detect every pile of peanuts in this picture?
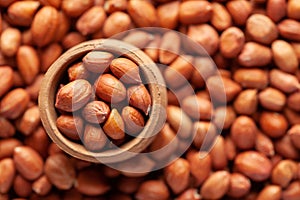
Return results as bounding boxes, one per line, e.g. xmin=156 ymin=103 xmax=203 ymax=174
xmin=55 ymin=51 xmax=151 ymax=151
xmin=1 ymin=0 xmax=300 ymax=199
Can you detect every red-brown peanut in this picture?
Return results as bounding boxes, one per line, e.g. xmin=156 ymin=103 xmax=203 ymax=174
xmin=102 ymin=11 xmax=131 ymax=37
xmin=238 ymin=42 xmax=272 ymax=67
xmin=231 ymin=116 xmax=257 ymax=150
xmin=270 ymin=69 xmax=299 ymax=93
xmin=213 ymin=106 xmax=236 ymax=130
xmin=193 ymin=121 xmax=217 ymax=150
xmin=13 ymin=146 xmax=43 ymax=181
xmin=227 ymin=173 xmax=251 ymax=198
xmin=24 ymin=127 xmax=50 ymax=158
xmin=179 ymin=1 xmax=212 ymax=25
xmin=259 ymin=87 xmax=286 ymax=111
xmin=164 ymin=158 xmax=190 ymax=194
xmin=210 ymin=136 xmax=228 ymax=170
xmin=225 ymin=136 xmax=237 ymax=161
xmin=234 ymin=151 xmax=272 ymax=181
xmin=149 ymin=123 xmax=178 ymax=161
xmin=76 ymin=6 xmax=106 ymax=36
xmin=234 ymin=68 xmax=269 ymax=89
xmin=104 ymin=0 xmax=127 ymax=13
xmin=267 ymin=0 xmax=286 ymax=22
xmin=0 ymin=158 xmax=15 ymax=194
xmin=135 ymin=180 xmax=169 ymax=200
xmin=259 ymin=112 xmax=288 ymax=138
xmin=282 ymin=181 xmax=300 ymax=200
xmin=0 ymin=27 xmax=21 ymax=57
xmin=255 ymin=131 xmax=275 ymax=157
xmin=220 ymin=27 xmax=245 ymax=58
xmin=7 ymin=1 xmax=40 ymax=26
xmin=32 ymin=175 xmax=52 ymax=196
xmin=186 ymin=150 xmax=211 ymax=186
xmin=278 ymin=19 xmax=300 ymax=42
xmin=75 ymin=168 xmax=110 ymax=196
xmin=246 ymin=14 xmax=278 ymax=45
xmin=226 ymin=0 xmax=252 ymax=26
xmin=272 ymin=40 xmax=299 ymax=73
xmin=207 ymin=76 xmax=241 ymax=102
xmin=272 ymin=160 xmax=298 ymax=188
xmin=13 ymin=174 xmax=32 ymax=197
xmin=31 ymin=6 xmax=58 ymax=47
xmin=257 ymin=185 xmax=282 ymax=200
xmin=16 ymin=45 xmax=40 ymax=85
xmin=157 ymin=1 xmax=179 ymax=29
xmin=233 ymin=89 xmax=258 ymax=115
xmin=288 ymin=125 xmax=300 ymax=149
xmin=44 ymin=154 xmax=76 ymax=190
xmin=187 ymin=24 xmax=219 ymax=55
xmin=61 ymin=0 xmax=93 ymax=17
xmin=0 ymin=88 xmax=30 ymax=119
xmin=200 ymin=170 xmax=230 ymax=199
xmin=127 ymin=0 xmax=157 ymax=27
xmin=275 ymin=135 xmax=300 ymax=160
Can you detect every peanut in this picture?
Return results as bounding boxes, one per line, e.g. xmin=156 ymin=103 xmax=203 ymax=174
xmin=164 ymin=158 xmax=190 ymax=194
xmin=234 ymin=151 xmax=272 ymax=181
xmin=200 ymin=170 xmax=230 ymax=199
xmin=13 ymin=146 xmax=44 ymax=181
xmin=44 ymin=153 xmax=76 ymax=190
xmin=0 ymin=158 xmax=15 ymax=194
xmin=31 ymin=6 xmax=58 ymax=47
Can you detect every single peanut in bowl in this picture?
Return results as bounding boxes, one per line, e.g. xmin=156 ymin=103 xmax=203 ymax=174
xmin=54 ymin=50 xmax=152 ymax=152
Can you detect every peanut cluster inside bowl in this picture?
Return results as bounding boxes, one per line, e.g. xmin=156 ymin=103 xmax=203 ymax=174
xmin=54 ymin=50 xmax=152 ymax=152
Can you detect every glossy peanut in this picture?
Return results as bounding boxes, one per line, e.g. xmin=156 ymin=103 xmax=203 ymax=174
xmin=234 ymin=89 xmax=258 ymax=115
xmin=13 ymin=146 xmax=44 ymax=181
xmin=257 ymin=185 xmax=282 ymax=200
xmin=231 ymin=116 xmax=257 ymax=150
xmin=234 ymin=151 xmax=272 ymax=181
xmin=258 ymin=87 xmax=286 ymax=111
xmin=31 ymin=6 xmax=59 ymax=47
xmin=76 ymin=6 xmax=106 ymax=36
xmin=238 ymin=42 xmax=272 ymax=67
xmin=246 ymin=14 xmax=278 ymax=45
xmin=135 ymin=180 xmax=169 ymax=200
xmin=83 ymin=124 xmax=107 ymax=151
xmin=234 ymin=69 xmax=269 ymax=89
xmin=267 ymin=0 xmax=286 ymax=22
xmin=278 ymin=19 xmax=300 ymax=42
xmin=220 ymin=27 xmax=245 ymax=58
xmin=55 ymin=79 xmax=92 ymax=112
xmin=110 ymin=57 xmax=142 ymax=84
xmin=13 ymin=174 xmax=32 ymax=197
xmin=186 ymin=150 xmax=211 ymax=186
xmin=227 ymin=173 xmax=251 ymax=198
xmin=44 ymin=153 xmax=76 ymax=190
xmin=149 ymin=123 xmax=178 ymax=161
xmin=95 ymin=74 xmax=126 ymax=104
xmin=259 ymin=112 xmax=288 ymax=138
xmin=0 ymin=88 xmax=30 ymax=119
xmin=288 ymin=125 xmax=300 ymax=149
xmin=200 ymin=171 xmax=230 ymax=199
xmin=164 ymin=158 xmax=190 ymax=194
xmin=179 ymin=1 xmax=212 ymax=25
xmin=0 ymin=158 xmax=15 ymax=194
xmin=127 ymin=0 xmax=157 ymax=27
xmin=157 ymin=1 xmax=179 ymax=29
xmin=56 ymin=115 xmax=83 ymax=140
xmin=16 ymin=45 xmax=40 ymax=85
xmin=272 ymin=40 xmax=299 ymax=73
